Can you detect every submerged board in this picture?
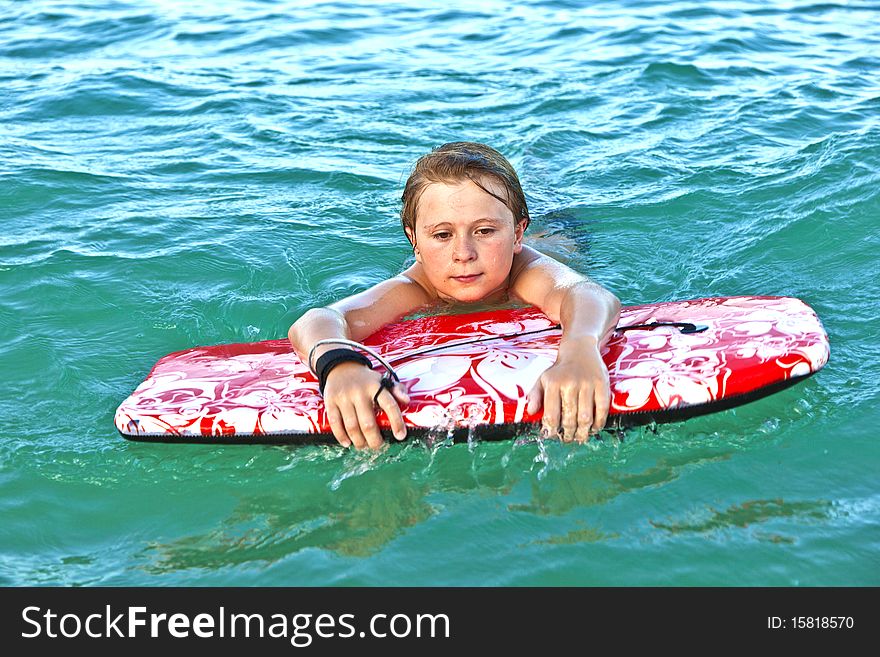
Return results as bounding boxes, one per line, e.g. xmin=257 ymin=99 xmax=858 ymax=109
xmin=116 ymin=296 xmax=829 ymax=444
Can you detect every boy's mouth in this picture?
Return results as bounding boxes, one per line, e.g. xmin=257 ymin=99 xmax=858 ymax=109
xmin=451 ymin=274 xmax=481 ymax=283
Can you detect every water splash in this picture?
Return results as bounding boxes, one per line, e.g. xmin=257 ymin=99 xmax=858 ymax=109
xmin=328 ymin=448 xmax=385 ymax=491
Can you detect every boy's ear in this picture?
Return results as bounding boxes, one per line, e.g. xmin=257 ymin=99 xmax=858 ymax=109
xmin=513 ymin=218 xmax=527 ymax=253
xmin=404 ymin=226 xmax=422 ymax=262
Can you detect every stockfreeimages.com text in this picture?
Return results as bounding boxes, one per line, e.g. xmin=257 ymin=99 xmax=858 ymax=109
xmin=22 ymin=605 xmax=450 ymax=646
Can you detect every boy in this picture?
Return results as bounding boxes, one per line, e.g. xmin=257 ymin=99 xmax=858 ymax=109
xmin=289 ymin=142 xmax=621 ymax=450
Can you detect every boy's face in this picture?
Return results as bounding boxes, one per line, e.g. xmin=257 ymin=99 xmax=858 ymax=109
xmin=406 ymin=177 xmax=525 ymax=303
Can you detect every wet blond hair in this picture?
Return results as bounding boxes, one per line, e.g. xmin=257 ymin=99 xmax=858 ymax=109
xmin=400 ymin=142 xmax=529 ymax=242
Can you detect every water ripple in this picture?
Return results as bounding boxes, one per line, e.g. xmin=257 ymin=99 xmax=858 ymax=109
xmin=2 ymin=0 xmax=878 ymax=586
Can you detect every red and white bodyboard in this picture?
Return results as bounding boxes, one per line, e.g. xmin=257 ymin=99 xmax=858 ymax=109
xmin=115 ymin=296 xmax=829 ymax=444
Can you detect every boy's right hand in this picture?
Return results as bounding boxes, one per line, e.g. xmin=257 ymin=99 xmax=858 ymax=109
xmin=322 ymin=363 xmax=410 ymax=449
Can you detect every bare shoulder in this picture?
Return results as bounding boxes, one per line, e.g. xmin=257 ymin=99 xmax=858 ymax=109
xmin=509 ymin=246 xmax=589 ymax=309
xmin=398 ymin=263 xmax=438 ymax=300
xmin=509 ymin=245 xmax=544 ymax=279
xmin=511 ymin=246 xmax=586 ymax=286
xmin=328 ymin=268 xmax=435 ymax=341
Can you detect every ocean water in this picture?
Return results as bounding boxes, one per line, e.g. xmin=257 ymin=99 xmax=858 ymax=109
xmin=1 ymin=0 xmax=878 ymax=586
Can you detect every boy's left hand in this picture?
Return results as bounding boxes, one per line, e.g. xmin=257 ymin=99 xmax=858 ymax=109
xmin=525 ymin=341 xmax=611 ymax=442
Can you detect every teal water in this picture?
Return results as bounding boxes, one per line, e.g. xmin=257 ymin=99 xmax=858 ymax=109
xmin=1 ymin=0 xmax=878 ymax=586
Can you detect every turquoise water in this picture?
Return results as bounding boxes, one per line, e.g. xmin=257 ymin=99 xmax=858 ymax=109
xmin=1 ymin=0 xmax=878 ymax=586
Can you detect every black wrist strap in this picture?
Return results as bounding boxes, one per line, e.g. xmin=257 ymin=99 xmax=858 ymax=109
xmin=315 ymin=348 xmax=373 ymax=395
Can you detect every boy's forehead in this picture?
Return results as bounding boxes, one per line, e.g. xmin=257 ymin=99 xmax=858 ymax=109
xmin=417 ymin=177 xmax=512 ymax=223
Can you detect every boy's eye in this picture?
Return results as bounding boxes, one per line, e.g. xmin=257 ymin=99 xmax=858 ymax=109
xmin=433 ymin=232 xmax=452 ymax=240
xmin=476 ymin=228 xmax=495 ymax=236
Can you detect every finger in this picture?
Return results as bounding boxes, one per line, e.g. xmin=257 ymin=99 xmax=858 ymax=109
xmin=355 ymin=398 xmax=384 ymax=450
xmin=326 ymin=405 xmax=352 ymax=448
xmin=575 ymin=388 xmax=595 ymax=443
xmin=342 ymin=407 xmax=367 ymax=450
xmin=561 ymin=385 xmax=578 ymax=442
xmin=391 ymin=382 xmax=410 ymax=407
xmin=377 ymin=388 xmax=407 ymax=441
xmin=592 ymin=383 xmax=610 ymax=433
xmin=541 ymin=381 xmax=561 ymax=439
xmin=526 ymin=378 xmax=544 ymax=416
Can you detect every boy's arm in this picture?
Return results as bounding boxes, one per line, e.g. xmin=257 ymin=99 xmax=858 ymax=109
xmin=289 ymin=274 xmax=432 ymax=449
xmin=510 ymin=247 xmax=621 ymax=441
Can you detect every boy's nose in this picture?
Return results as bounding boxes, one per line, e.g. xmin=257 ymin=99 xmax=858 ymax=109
xmin=452 ymin=236 xmax=477 ymax=262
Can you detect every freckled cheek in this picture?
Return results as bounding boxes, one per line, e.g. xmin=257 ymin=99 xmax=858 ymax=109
xmin=486 ymin=245 xmax=509 ymax=265
xmin=417 ymin=243 xmax=443 ymax=264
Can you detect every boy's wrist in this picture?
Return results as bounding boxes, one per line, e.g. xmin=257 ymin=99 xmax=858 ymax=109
xmin=558 ymin=333 xmax=600 ymax=356
xmin=315 ymin=349 xmax=373 ymax=394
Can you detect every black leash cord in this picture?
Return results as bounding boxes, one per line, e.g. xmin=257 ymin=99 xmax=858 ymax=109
xmin=382 ymin=320 xmax=709 ymax=366
xmin=615 ymin=321 xmax=709 ymax=334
